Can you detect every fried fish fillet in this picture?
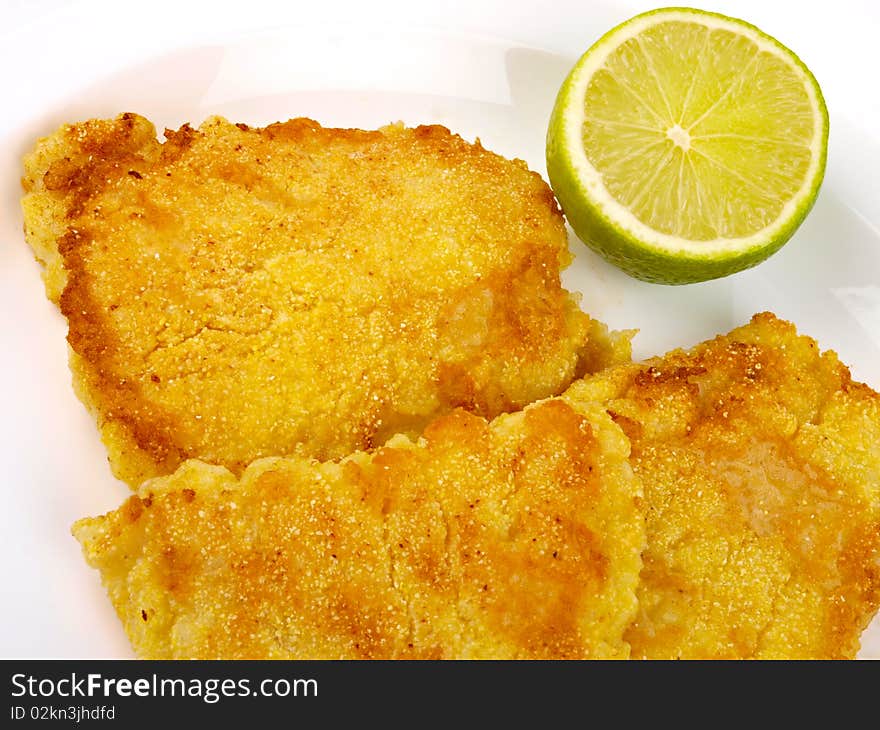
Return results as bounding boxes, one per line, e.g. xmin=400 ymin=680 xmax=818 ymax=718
xmin=566 ymin=312 xmax=880 ymax=658
xmin=73 ymin=396 xmax=644 ymax=659
xmin=72 ymin=312 xmax=880 ymax=659
xmin=22 ymin=114 xmax=628 ymax=486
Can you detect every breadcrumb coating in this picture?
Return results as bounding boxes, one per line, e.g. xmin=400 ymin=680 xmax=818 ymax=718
xmin=72 ymin=313 xmax=880 ymax=659
xmin=74 ymin=398 xmax=644 ymax=659
xmin=22 ymin=113 xmax=629 ymax=486
xmin=566 ymin=312 xmax=880 ymax=658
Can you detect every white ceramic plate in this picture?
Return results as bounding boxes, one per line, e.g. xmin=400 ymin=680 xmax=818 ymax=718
xmin=2 ymin=0 xmax=878 ymax=658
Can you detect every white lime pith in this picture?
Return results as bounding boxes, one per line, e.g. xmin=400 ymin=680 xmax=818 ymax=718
xmin=546 ymin=7 xmax=829 ymax=284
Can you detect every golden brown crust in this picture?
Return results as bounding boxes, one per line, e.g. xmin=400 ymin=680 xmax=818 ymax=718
xmin=566 ymin=312 xmax=880 ymax=658
xmin=22 ymin=114 xmax=629 ymax=486
xmin=73 ymin=397 xmax=643 ymax=659
xmin=71 ymin=312 xmax=880 ymax=658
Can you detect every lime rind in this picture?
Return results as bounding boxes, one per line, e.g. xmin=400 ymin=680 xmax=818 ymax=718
xmin=546 ymin=7 xmax=829 ymax=284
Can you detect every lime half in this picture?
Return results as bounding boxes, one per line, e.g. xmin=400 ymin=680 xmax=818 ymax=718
xmin=547 ymin=7 xmax=829 ymax=284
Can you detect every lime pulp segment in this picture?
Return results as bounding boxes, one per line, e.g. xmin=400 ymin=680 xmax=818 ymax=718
xmin=546 ymin=8 xmax=828 ymax=283
xmin=583 ymin=19 xmax=814 ymax=240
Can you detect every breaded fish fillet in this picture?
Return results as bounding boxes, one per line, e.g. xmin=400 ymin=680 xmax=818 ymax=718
xmin=22 ymin=114 xmax=628 ymax=486
xmin=566 ymin=312 xmax=880 ymax=658
xmin=73 ymin=397 xmax=644 ymax=659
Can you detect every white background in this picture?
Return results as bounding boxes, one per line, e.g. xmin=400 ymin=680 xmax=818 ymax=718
xmin=1 ymin=0 xmax=879 ymax=657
